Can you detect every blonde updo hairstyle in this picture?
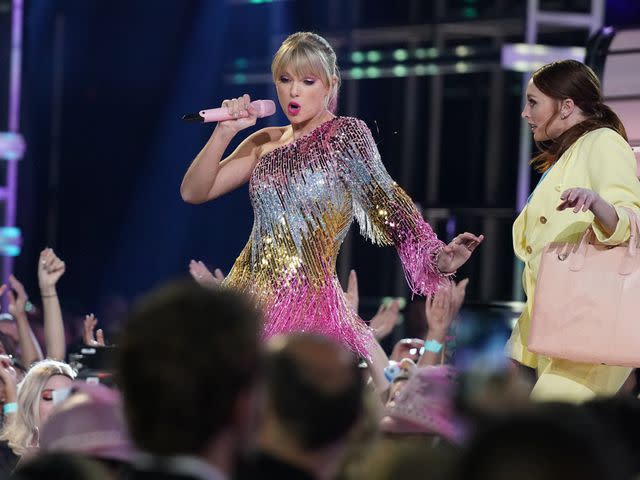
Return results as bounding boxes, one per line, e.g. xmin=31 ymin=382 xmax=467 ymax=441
xmin=271 ymin=32 xmax=341 ymax=113
xmin=0 ymin=359 xmax=75 ymax=456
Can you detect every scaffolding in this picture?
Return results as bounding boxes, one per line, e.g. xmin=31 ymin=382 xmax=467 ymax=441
xmin=0 ymin=0 xmax=25 ymax=289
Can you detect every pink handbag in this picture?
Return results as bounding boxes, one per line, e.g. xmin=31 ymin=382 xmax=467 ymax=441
xmin=528 ymin=207 xmax=640 ymax=367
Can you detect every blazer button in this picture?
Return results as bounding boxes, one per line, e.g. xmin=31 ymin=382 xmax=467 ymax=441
xmin=540 ymin=216 xmax=547 ymax=224
xmin=526 ymin=246 xmax=533 ymax=254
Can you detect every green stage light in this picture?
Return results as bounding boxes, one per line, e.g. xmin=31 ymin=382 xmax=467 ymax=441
xmin=455 ymin=46 xmax=470 ymax=57
xmin=351 ymin=51 xmax=365 ymax=63
xmin=234 ymin=73 xmax=247 ymax=84
xmin=393 ymin=65 xmax=408 ymax=77
xmin=393 ymin=49 xmax=409 ymax=61
xmin=350 ymin=67 xmax=364 ymax=79
xmin=366 ymin=66 xmax=381 ymax=78
xmin=462 ymin=7 xmax=478 ymax=18
xmin=234 ymin=58 xmax=249 ymax=70
xmin=455 ymin=62 xmax=469 ymax=73
xmin=366 ymin=50 xmax=382 ymax=63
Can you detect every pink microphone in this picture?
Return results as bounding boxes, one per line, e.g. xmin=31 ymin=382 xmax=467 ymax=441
xmin=182 ymin=99 xmax=276 ymax=123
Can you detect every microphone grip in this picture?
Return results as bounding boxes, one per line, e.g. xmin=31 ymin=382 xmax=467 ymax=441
xmin=182 ymin=100 xmax=276 ymax=123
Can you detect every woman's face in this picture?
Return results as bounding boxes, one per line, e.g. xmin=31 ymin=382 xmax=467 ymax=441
xmin=521 ymin=79 xmax=565 ymax=141
xmin=37 ymin=374 xmax=72 ymax=428
xmin=275 ymin=68 xmax=331 ymax=125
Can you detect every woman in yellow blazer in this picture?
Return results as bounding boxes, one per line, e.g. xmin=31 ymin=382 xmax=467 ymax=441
xmin=507 ymin=59 xmax=640 ymax=403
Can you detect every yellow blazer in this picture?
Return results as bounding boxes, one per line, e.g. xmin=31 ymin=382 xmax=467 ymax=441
xmin=507 ymin=127 xmax=640 ymax=393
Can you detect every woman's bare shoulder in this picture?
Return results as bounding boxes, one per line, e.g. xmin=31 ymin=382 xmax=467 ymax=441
xmin=252 ymin=125 xmax=291 ymax=157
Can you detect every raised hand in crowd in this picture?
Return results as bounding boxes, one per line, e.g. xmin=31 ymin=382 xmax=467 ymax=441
xmin=390 ymin=338 xmax=424 ymax=363
xmin=6 ymin=275 xmax=43 ymax=368
xmin=345 ymin=269 xmax=359 ymax=313
xmin=38 ymin=248 xmax=66 ymax=361
xmin=370 ymin=299 xmax=401 ymax=341
xmin=344 ymin=269 xmax=402 ymax=340
xmin=189 ymin=260 xmax=225 ymax=288
xmin=450 ymin=277 xmax=469 ymax=319
xmin=418 ymin=279 xmax=468 ymax=367
xmin=83 ymin=314 xmax=106 ymax=347
xmin=0 ymin=354 xmax=17 ymax=413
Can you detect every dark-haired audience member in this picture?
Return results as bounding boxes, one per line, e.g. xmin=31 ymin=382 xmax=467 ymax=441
xmin=452 ymin=405 xmax=633 ymax=480
xmin=116 ymin=281 xmax=261 ymax=480
xmin=583 ymin=395 xmax=640 ymax=475
xmin=236 ymin=333 xmax=365 ymax=480
xmin=358 ymin=437 xmax=454 ymax=480
xmin=11 ymin=452 xmax=113 ymax=480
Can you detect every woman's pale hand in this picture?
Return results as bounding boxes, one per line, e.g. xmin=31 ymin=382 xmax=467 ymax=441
xmin=83 ymin=314 xmax=106 ymax=347
xmin=6 ymin=275 xmax=28 ymax=318
xmin=217 ymin=94 xmax=259 ymax=133
xmin=425 ymin=283 xmax=453 ymax=338
xmin=371 ymin=300 xmax=401 ymax=340
xmin=557 ymin=187 xmax=600 ymax=213
xmin=0 ymin=355 xmax=17 ymax=404
xmin=38 ymin=248 xmax=65 ymax=291
xmin=437 ymin=233 xmax=484 ymax=274
xmin=189 ymin=260 xmax=224 ymax=288
xmin=344 ymin=269 xmax=359 ymax=313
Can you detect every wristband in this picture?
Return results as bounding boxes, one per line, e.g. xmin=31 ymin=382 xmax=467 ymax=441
xmin=421 ymin=339 xmax=443 ymax=354
xmin=3 ymin=402 xmax=17 ymax=415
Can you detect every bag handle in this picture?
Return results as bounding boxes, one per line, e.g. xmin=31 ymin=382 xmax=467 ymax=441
xmin=569 ymin=206 xmax=640 ymax=274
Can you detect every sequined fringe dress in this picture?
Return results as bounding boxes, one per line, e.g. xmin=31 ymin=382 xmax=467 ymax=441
xmin=224 ymin=116 xmax=448 ymax=359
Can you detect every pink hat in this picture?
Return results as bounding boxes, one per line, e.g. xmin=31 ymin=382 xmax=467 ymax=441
xmin=380 ymin=365 xmax=465 ymax=444
xmin=39 ymin=381 xmax=137 ymax=463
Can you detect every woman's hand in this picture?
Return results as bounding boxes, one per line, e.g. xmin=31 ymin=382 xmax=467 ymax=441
xmin=437 ymin=233 xmax=484 ymax=274
xmin=0 ymin=355 xmax=17 ymax=404
xmin=189 ymin=260 xmax=225 ymax=288
xmin=38 ymin=248 xmax=65 ymax=294
xmin=83 ymin=314 xmax=106 ymax=347
xmin=425 ymin=283 xmax=453 ymax=339
xmin=557 ymin=187 xmax=620 ymax=235
xmin=371 ymin=300 xmax=401 ymax=340
xmin=6 ymin=275 xmax=28 ymax=319
xmin=217 ymin=94 xmax=259 ymax=134
xmin=557 ymin=188 xmax=600 ymax=213
xmin=344 ymin=269 xmax=359 ymax=313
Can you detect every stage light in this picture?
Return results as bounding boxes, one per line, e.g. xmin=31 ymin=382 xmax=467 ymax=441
xmin=365 ymin=66 xmax=381 ymax=78
xmin=351 ymin=51 xmax=365 ymax=63
xmin=415 ymin=48 xmax=428 ymax=59
xmin=233 ymin=58 xmax=248 ymax=70
xmin=393 ymin=49 xmax=408 ymax=61
xmin=0 ymin=132 xmax=25 ymax=161
xmin=233 ymin=73 xmax=247 ymax=84
xmin=425 ymin=64 xmax=439 ymax=75
xmin=462 ymin=7 xmax=478 ymax=18
xmin=455 ymin=62 xmax=469 ymax=73
xmin=455 ymin=46 xmax=470 ymax=57
xmin=392 ymin=65 xmax=408 ymax=77
xmin=0 ymin=227 xmax=21 ymax=257
xmin=350 ymin=67 xmax=364 ymax=79
xmin=426 ymin=48 xmax=438 ymax=58
xmin=366 ymin=50 xmax=382 ymax=63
